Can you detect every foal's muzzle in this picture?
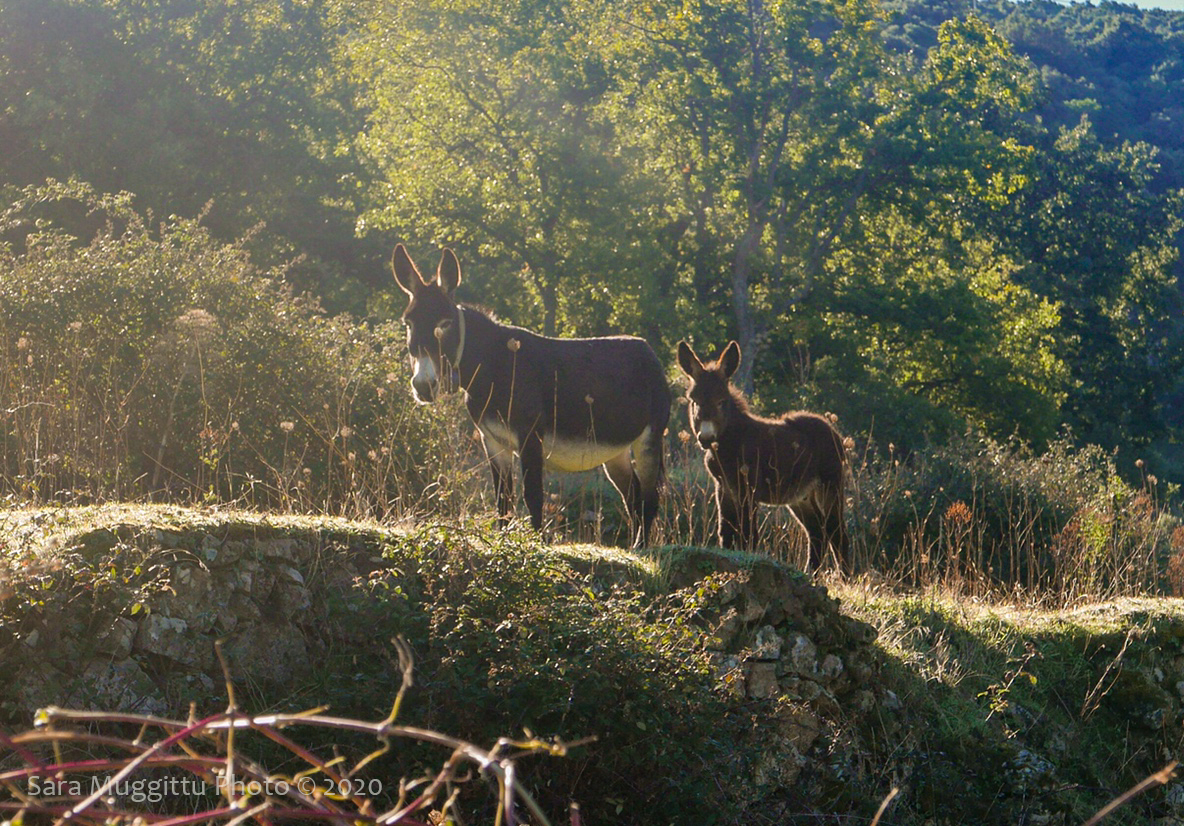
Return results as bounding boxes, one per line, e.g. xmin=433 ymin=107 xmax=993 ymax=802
xmin=695 ymin=420 xmax=719 ymax=449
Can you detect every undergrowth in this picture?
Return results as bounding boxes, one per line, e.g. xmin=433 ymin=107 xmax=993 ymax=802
xmin=330 ymin=528 xmax=753 ymax=825
xmin=839 ymin=590 xmax=1184 ymax=825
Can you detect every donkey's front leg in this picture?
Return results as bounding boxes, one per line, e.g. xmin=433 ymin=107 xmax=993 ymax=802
xmin=479 ymin=432 xmax=516 ymax=528
xmin=487 ymin=451 xmax=514 ymax=528
xmin=717 ymin=486 xmax=756 ymax=550
xmin=519 ymin=431 xmax=546 ymax=532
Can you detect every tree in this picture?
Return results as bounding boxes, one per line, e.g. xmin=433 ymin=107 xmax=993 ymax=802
xmin=1003 ymin=118 xmax=1184 ymax=451
xmin=0 ymin=0 xmax=378 ymax=309
xmin=350 ymin=0 xmax=674 ymax=339
xmin=604 ymin=0 xmax=890 ymax=389
xmin=611 ymin=5 xmax=1037 ymax=392
xmin=807 ymin=220 xmax=1068 ymax=447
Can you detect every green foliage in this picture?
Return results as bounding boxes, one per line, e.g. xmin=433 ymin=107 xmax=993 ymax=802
xmin=851 ymin=594 xmax=1184 ymax=825
xmin=888 ymin=0 xmax=1184 ymax=189
xmin=610 ymin=0 xmax=903 ymax=389
xmin=0 ymin=0 xmax=381 ymax=309
xmin=4 ymin=0 xmax=1183 ymax=475
xmin=345 ymin=527 xmax=750 ymax=824
xmin=350 ymin=0 xmax=675 ymax=340
xmin=801 ymin=231 xmax=1067 ymax=447
xmin=1005 ymin=119 xmax=1184 ymax=454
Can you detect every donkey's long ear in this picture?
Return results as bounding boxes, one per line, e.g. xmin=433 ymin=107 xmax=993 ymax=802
xmin=676 ymin=340 xmax=703 ymax=378
xmin=719 ymin=341 xmax=742 ymax=379
xmin=437 ymin=249 xmax=462 ymax=296
xmin=392 ymin=245 xmax=423 ymax=297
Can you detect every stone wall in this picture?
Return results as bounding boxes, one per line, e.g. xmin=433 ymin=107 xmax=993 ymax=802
xmin=5 ymin=522 xmax=881 ymax=753
xmin=6 ymin=522 xmax=381 ymax=718
xmin=663 ymin=549 xmax=879 ymax=789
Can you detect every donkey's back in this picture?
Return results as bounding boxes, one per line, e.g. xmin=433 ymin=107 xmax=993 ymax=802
xmin=750 ymin=410 xmax=846 ymax=505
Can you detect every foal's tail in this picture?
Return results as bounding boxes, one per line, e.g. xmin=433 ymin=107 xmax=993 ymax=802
xmin=827 ymin=415 xmax=854 ymax=575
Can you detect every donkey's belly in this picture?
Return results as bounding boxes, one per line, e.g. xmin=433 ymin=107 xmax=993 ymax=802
xmin=719 ymin=461 xmax=819 ymax=507
xmin=479 ymin=420 xmax=630 ymax=472
xmin=542 ymin=435 xmax=631 ymax=472
xmin=765 ymin=477 xmax=819 ymax=507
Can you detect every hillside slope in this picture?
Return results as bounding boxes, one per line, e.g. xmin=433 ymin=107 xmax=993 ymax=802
xmin=1 ymin=506 xmax=1183 ymax=824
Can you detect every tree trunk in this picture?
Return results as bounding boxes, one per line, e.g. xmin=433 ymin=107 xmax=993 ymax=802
xmin=731 ymin=226 xmax=761 ymax=394
xmin=541 ymin=278 xmax=558 ymax=337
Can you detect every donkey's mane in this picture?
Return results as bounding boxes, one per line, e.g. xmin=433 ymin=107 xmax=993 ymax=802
xmin=725 ymin=383 xmax=752 ymax=415
xmin=720 ymin=379 xmax=803 ymax=427
xmin=459 ymin=302 xmax=498 ymax=322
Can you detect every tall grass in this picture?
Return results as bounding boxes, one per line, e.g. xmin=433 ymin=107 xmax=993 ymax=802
xmin=844 ymin=432 xmax=1178 ymax=607
xmin=1 ymin=181 xmax=1178 ymax=608
xmin=0 ymin=181 xmax=445 ymax=519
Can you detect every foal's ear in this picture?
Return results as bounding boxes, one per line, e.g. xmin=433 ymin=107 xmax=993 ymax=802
xmin=676 ymin=340 xmax=703 ymax=378
xmin=719 ymin=341 xmax=742 ymax=379
xmin=392 ymin=245 xmax=424 ymax=297
xmin=437 ymin=249 xmax=462 ymax=296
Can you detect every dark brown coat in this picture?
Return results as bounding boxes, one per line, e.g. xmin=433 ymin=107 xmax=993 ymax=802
xmin=677 ymin=340 xmax=849 ymax=572
xmin=394 ymin=245 xmax=670 ymax=547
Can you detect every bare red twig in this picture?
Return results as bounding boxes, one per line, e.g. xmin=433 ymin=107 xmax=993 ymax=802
xmin=0 ymin=639 xmax=569 ymax=826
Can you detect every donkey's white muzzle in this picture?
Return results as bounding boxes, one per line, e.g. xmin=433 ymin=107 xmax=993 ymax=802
xmin=411 ymin=356 xmax=438 ymax=404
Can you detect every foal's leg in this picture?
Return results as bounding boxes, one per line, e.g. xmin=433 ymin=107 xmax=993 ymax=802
xmin=793 ymin=487 xmax=850 ymax=574
xmin=791 ymin=504 xmax=827 ymax=571
xmin=820 ymin=485 xmax=851 ymax=575
xmin=717 ymin=486 xmax=756 ymax=550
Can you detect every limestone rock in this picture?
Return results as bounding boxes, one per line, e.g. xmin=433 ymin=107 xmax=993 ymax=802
xmin=134 ymin=614 xmax=211 ymax=669
xmin=746 ymin=662 xmax=780 ymax=698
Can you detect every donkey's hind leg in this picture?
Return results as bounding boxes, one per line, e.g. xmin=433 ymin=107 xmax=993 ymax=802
xmin=792 ymin=504 xmax=828 ymax=572
xmin=821 ymin=485 xmax=850 ymax=575
xmin=631 ymin=425 xmax=665 ymax=547
xmin=604 ymin=451 xmax=645 ymax=548
xmin=793 ymin=487 xmax=849 ymax=574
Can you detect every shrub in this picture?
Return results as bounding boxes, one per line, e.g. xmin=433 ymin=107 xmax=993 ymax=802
xmin=0 ymin=180 xmax=468 ymax=517
xmin=849 ymin=430 xmax=1177 ymax=604
xmin=346 ymin=528 xmax=750 ymax=825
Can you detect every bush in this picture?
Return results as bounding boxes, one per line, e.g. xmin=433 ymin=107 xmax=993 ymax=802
xmin=347 ymin=528 xmax=751 ymax=825
xmin=0 ymin=180 xmax=468 ymax=517
xmin=849 ymin=430 xmax=1177 ymax=604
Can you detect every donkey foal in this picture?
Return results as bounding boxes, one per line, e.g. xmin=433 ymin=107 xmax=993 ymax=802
xmin=678 ymin=340 xmax=849 ymax=573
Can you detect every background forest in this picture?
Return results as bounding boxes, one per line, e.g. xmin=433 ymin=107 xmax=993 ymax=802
xmin=2 ymin=0 xmax=1184 ymax=596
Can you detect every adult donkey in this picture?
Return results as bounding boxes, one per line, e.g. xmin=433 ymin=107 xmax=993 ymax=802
xmin=393 ymin=245 xmax=670 ymax=547
xmin=677 ymin=340 xmax=849 ymax=572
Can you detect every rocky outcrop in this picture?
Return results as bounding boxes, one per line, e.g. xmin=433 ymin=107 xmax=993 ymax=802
xmin=4 ymin=519 xmax=383 ymax=718
xmin=663 ymin=549 xmax=879 ymax=788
